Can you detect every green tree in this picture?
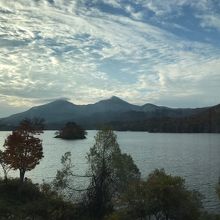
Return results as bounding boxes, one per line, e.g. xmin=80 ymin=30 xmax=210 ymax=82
xmin=123 ymin=180 xmax=149 ymax=220
xmin=52 ymin=152 xmax=76 ymax=200
xmin=0 ymin=150 xmax=11 ymax=181
xmin=124 ymin=169 xmax=202 ymax=220
xmin=51 ymin=129 xmax=140 ymax=219
xmin=3 ymin=119 xmax=44 ymax=183
xmin=112 ymin=152 xmax=140 ymax=194
xmin=0 ymin=178 xmax=78 ymax=220
xmin=85 ymin=129 xmax=140 ymax=220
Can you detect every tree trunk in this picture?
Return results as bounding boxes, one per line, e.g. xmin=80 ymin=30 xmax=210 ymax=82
xmin=3 ymin=171 xmax=8 ymax=183
xmin=2 ymin=168 xmax=8 ymax=182
xmin=19 ymin=169 xmax=25 ymax=183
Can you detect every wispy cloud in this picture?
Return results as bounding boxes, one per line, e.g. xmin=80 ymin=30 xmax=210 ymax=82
xmin=0 ymin=0 xmax=220 ymax=117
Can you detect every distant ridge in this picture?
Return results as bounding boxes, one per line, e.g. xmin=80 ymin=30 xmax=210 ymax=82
xmin=0 ymin=96 xmax=219 ymax=132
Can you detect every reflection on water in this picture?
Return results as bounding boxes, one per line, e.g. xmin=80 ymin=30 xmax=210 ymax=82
xmin=0 ymin=130 xmax=220 ymax=213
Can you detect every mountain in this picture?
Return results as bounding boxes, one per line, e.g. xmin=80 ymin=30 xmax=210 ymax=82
xmin=0 ymin=97 xmax=219 ymax=132
xmin=0 ymin=96 xmax=136 ymax=127
xmin=0 ymin=99 xmax=79 ymax=125
xmin=107 ymin=104 xmax=220 ymax=133
xmin=141 ymin=103 xmax=206 ymax=118
xmin=85 ymin=96 xmax=140 ymax=113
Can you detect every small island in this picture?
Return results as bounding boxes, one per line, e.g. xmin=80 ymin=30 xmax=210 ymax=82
xmin=55 ymin=122 xmax=87 ymax=140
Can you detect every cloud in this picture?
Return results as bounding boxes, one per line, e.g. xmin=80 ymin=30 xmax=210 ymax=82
xmin=0 ymin=0 xmax=220 ymax=116
xmin=199 ymin=14 xmax=220 ymax=31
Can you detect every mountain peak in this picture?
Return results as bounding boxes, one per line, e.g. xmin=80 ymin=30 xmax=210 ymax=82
xmin=51 ymin=99 xmax=72 ymax=104
xmin=34 ymin=99 xmax=76 ymax=109
xmin=109 ymin=96 xmax=124 ymax=102
xmin=91 ymin=96 xmax=139 ymax=112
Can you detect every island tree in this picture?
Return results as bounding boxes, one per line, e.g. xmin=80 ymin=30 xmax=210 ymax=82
xmin=55 ymin=122 xmax=87 ymax=140
xmin=3 ymin=118 xmax=44 ymax=183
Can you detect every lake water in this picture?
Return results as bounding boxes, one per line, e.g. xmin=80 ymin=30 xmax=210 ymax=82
xmin=0 ymin=130 xmax=220 ymax=213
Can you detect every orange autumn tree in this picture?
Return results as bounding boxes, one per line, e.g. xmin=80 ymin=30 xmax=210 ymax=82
xmin=3 ymin=118 xmax=44 ymax=183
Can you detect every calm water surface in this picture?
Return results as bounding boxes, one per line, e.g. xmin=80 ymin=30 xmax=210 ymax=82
xmin=0 ymin=130 xmax=220 ymax=213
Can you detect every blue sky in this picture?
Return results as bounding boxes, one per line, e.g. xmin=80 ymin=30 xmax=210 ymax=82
xmin=0 ymin=0 xmax=220 ymax=117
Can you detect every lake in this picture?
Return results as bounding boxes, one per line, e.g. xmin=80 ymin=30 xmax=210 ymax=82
xmin=0 ymin=130 xmax=220 ymax=213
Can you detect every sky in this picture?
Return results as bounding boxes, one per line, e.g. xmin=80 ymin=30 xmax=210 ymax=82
xmin=0 ymin=0 xmax=220 ymax=117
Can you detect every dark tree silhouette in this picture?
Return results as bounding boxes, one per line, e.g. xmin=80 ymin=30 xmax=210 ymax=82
xmin=125 ymin=169 xmax=202 ymax=220
xmin=55 ymin=122 xmax=87 ymax=140
xmin=85 ymin=129 xmax=140 ymax=220
xmin=217 ymin=179 xmax=220 ymax=201
xmin=3 ymin=118 xmax=44 ymax=183
xmin=0 ymin=150 xmax=11 ymax=181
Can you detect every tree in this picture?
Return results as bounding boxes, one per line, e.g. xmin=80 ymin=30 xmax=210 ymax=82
xmin=85 ymin=129 xmax=140 ymax=220
xmin=0 ymin=178 xmax=78 ymax=220
xmin=124 ymin=169 xmax=202 ymax=220
xmin=0 ymin=150 xmax=11 ymax=181
xmin=3 ymin=118 xmax=44 ymax=183
xmin=52 ymin=152 xmax=75 ymax=200
xmin=217 ymin=179 xmax=220 ymax=201
xmin=123 ymin=180 xmax=149 ymax=220
xmin=112 ymin=152 xmax=140 ymax=194
xmin=51 ymin=129 xmax=140 ymax=219
xmin=55 ymin=122 xmax=87 ymax=140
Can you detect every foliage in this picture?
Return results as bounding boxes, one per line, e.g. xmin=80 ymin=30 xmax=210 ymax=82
xmin=124 ymin=169 xmax=203 ymax=220
xmin=0 ymin=150 xmax=11 ymax=181
xmin=112 ymin=152 xmax=140 ymax=194
xmin=85 ymin=129 xmax=140 ymax=220
xmin=55 ymin=122 xmax=87 ymax=140
xmin=200 ymin=212 xmax=220 ymax=220
xmin=122 ymin=180 xmax=149 ymax=219
xmin=1 ymin=130 xmax=220 ymax=219
xmin=0 ymin=178 xmax=78 ymax=220
xmin=106 ymin=104 xmax=220 ymax=133
xmin=52 ymin=152 xmax=75 ymax=199
xmin=104 ymin=209 xmax=132 ymax=220
xmin=3 ymin=118 xmax=44 ymax=182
